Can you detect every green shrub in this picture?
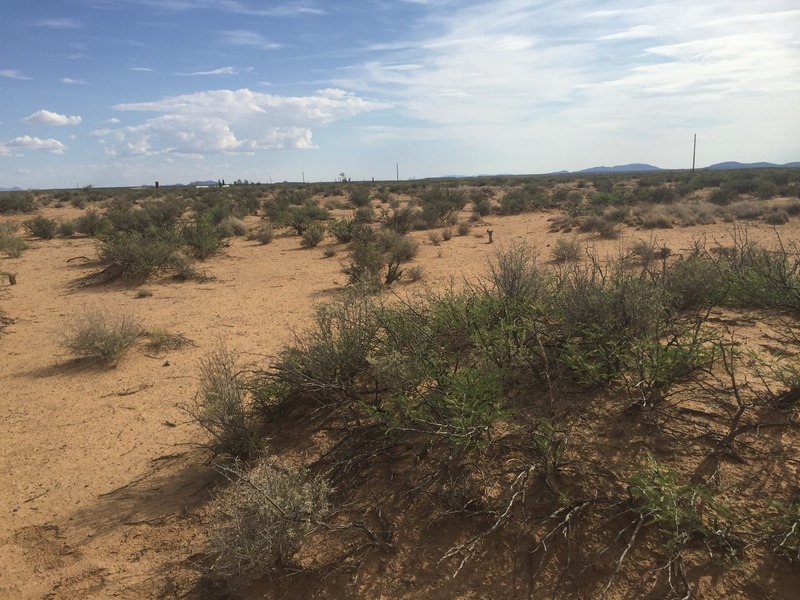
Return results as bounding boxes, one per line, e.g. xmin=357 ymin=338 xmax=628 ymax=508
xmin=209 ymin=457 xmax=330 ymax=580
xmin=270 ymin=295 xmax=379 ymax=404
xmin=65 ymin=310 xmax=141 ymax=366
xmin=0 ymin=192 xmax=35 ymax=214
xmin=354 ymin=206 xmax=374 ymax=223
xmin=416 ymin=187 xmax=465 ymax=229
xmin=76 ymin=209 xmax=110 ymax=236
xmin=300 ymin=222 xmax=326 ymax=247
xmin=23 ymin=216 xmax=58 ymax=239
xmin=382 ymin=206 xmax=416 ymax=234
xmin=58 ymin=219 xmax=78 ymax=237
xmin=349 ymin=186 xmax=372 ymax=207
xmin=97 ymin=229 xmax=181 ymax=283
xmin=183 ymin=214 xmax=223 ymax=260
xmin=329 ymin=218 xmax=360 ymax=243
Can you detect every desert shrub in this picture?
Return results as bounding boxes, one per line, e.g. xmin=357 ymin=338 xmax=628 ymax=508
xmin=708 ymin=186 xmax=736 ymax=206
xmin=270 ymin=295 xmax=380 ymax=404
xmin=354 ymin=206 xmax=374 ymax=223
xmin=58 ymin=219 xmax=78 ymax=237
xmin=635 ymin=184 xmax=678 ymax=204
xmin=322 ymin=245 xmax=336 ymax=258
xmin=764 ymin=500 xmax=800 ymax=565
xmin=182 ymin=214 xmax=223 ymax=260
xmin=629 ymin=453 xmax=740 ymax=561
xmin=252 ymin=225 xmax=274 ymax=245
xmin=456 ymin=221 xmax=471 ymax=236
xmin=349 ymin=186 xmax=372 ymax=207
xmin=98 ymin=229 xmax=181 ymax=283
xmin=488 ymin=242 xmax=548 ymax=303
xmin=166 ymin=250 xmax=200 ymax=281
xmin=717 ymin=234 xmax=800 ymax=312
xmin=280 ymin=202 xmax=329 ymax=235
xmin=0 ymin=222 xmax=27 ymax=257
xmin=473 ymin=198 xmax=492 ymax=217
xmin=382 ymin=206 xmax=416 ymax=234
xmin=556 ymin=262 xmax=667 ymax=385
xmin=328 ymin=218 xmax=359 ymax=243
xmin=76 ymin=209 xmax=110 ymax=236
xmin=0 ymin=192 xmax=35 ymax=214
xmin=497 ymin=188 xmax=531 ymax=215
xmin=218 ymin=216 xmax=248 ymax=237
xmin=65 ymin=310 xmax=141 ymax=366
xmin=300 ymin=222 xmax=326 ymax=247
xmin=441 ymin=227 xmax=453 ymax=242
xmin=764 ymin=209 xmax=789 ymax=225
xmin=725 ymin=201 xmax=766 ymax=221
xmin=416 ymin=187 xmax=465 ymax=229
xmin=551 ymin=236 xmax=582 ymax=263
xmin=428 ymin=230 xmax=443 ymax=245
xmin=186 ymin=346 xmax=262 ymax=459
xmin=579 ymin=214 xmax=619 ymax=238
xmin=375 ymin=189 xmax=393 ymax=203
xmin=407 ymin=264 xmax=424 ymax=282
xmin=146 ymin=329 xmax=193 ymax=352
xmin=638 ymin=205 xmax=673 ymax=229
xmin=23 ymin=216 xmax=58 ymax=239
xmin=209 ymin=457 xmax=330 ymax=580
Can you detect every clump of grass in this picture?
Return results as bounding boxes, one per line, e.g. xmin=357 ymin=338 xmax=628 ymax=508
xmin=209 ymin=457 xmax=331 ymax=580
xmin=407 ymin=264 xmax=425 ymax=282
xmin=58 ymin=219 xmax=78 ymax=237
xmin=250 ymin=225 xmax=274 ymax=245
xmin=146 ymin=329 xmax=194 ymax=352
xmin=218 ymin=216 xmax=248 ymax=237
xmin=456 ymin=221 xmax=472 ymax=236
xmin=65 ymin=310 xmax=141 ymax=366
xmin=765 ymin=210 xmax=789 ymax=225
xmin=428 ymin=230 xmax=443 ymax=245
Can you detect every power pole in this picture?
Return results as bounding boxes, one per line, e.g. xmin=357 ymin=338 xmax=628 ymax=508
xmin=692 ymin=134 xmax=697 ymax=174
xmin=396 ymin=162 xmax=399 ymax=181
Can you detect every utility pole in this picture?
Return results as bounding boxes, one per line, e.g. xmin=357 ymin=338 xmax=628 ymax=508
xmin=692 ymin=134 xmax=697 ymax=174
xmin=396 ymin=162 xmax=399 ymax=182
xmin=302 ymin=171 xmax=305 ymax=184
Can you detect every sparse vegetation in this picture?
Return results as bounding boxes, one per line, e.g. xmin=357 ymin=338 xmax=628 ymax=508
xmin=65 ymin=310 xmax=141 ymax=366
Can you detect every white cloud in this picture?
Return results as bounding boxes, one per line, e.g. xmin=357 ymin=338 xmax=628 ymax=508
xmin=181 ymin=66 xmax=238 ymax=76
xmin=61 ymin=77 xmax=87 ymax=85
xmin=34 ymin=18 xmax=82 ymax=29
xmin=120 ymin=0 xmax=325 ymax=16
xmin=220 ymin=30 xmax=282 ymax=50
xmin=130 ymin=67 xmax=154 ymax=72
xmin=108 ymin=117 xmax=121 ymax=124
xmin=336 ymin=0 xmax=800 ymax=165
xmin=1 ymin=136 xmax=66 ymax=155
xmin=93 ymin=88 xmax=388 ymax=157
xmin=0 ymin=69 xmax=32 ymax=80
xmin=23 ymin=109 xmax=82 ymax=126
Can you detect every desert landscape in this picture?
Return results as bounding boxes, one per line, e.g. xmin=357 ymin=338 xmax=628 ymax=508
xmin=2 ymin=170 xmax=800 ymax=599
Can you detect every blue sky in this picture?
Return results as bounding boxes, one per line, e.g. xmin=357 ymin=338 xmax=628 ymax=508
xmin=1 ymin=1 xmax=798 ymax=188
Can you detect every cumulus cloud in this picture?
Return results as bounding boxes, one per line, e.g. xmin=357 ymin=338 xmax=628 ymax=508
xmin=61 ymin=77 xmax=87 ymax=85
xmin=93 ymin=88 xmax=388 ymax=157
xmin=0 ymin=136 xmax=66 ymax=155
xmin=0 ymin=69 xmax=32 ymax=80
xmin=23 ymin=109 xmax=82 ymax=126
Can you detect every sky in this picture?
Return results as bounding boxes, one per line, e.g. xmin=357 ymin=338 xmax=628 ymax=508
xmin=1 ymin=1 xmax=798 ymax=189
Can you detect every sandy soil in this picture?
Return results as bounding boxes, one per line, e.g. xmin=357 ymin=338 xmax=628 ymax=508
xmin=1 ymin=201 xmax=798 ymax=599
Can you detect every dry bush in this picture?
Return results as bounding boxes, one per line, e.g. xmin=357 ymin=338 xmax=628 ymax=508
xmin=186 ymin=346 xmax=262 ymax=459
xmin=765 ymin=209 xmax=789 ymax=225
xmin=551 ymin=236 xmax=582 ymax=263
xmin=0 ymin=222 xmax=27 ymax=257
xmin=209 ymin=457 xmax=331 ymax=580
xmin=218 ymin=216 xmax=248 ymax=237
xmin=65 ymin=310 xmax=141 ymax=366
xmin=637 ymin=205 xmax=673 ymax=229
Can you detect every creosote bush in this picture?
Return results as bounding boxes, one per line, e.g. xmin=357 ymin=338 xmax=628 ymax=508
xmin=65 ymin=310 xmax=141 ymax=366
xmin=0 ymin=222 xmax=28 ymax=257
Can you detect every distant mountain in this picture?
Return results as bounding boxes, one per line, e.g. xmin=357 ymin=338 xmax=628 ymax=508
xmin=706 ymin=161 xmax=800 ymax=170
xmin=0 ymin=187 xmax=23 ymax=192
xmin=574 ymin=163 xmax=662 ymax=174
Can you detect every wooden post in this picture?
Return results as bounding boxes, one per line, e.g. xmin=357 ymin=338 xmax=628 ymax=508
xmin=486 ymin=229 xmax=494 ymax=244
